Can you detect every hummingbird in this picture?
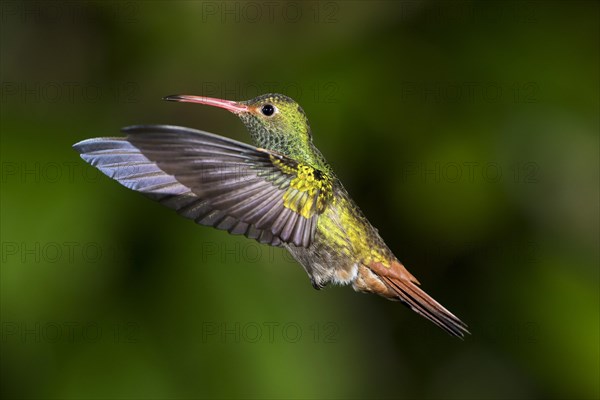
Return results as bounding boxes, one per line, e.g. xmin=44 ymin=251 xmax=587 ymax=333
xmin=74 ymin=93 xmax=469 ymax=337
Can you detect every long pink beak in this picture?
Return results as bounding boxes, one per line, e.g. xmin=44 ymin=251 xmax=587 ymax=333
xmin=163 ymin=95 xmax=248 ymax=113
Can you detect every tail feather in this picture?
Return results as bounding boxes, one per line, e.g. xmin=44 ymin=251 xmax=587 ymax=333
xmin=369 ymin=262 xmax=469 ymax=338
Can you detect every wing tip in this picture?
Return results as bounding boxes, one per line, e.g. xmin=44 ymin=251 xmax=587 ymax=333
xmin=72 ymin=137 xmax=131 ymax=155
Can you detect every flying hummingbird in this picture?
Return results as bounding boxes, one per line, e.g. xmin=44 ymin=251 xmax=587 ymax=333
xmin=74 ymin=93 xmax=469 ymax=337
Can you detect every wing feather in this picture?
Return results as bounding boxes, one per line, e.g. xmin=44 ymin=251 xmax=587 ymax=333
xmin=73 ymin=125 xmax=332 ymax=247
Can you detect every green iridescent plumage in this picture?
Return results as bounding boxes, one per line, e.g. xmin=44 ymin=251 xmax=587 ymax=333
xmin=73 ymin=93 xmax=469 ymax=337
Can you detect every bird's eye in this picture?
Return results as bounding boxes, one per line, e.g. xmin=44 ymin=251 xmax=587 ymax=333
xmin=260 ymin=104 xmax=276 ymax=116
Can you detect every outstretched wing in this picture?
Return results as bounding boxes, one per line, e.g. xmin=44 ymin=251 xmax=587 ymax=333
xmin=73 ymin=125 xmax=333 ymax=247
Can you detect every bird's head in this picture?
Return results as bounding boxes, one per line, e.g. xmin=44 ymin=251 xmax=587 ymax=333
xmin=164 ymin=93 xmax=313 ymax=154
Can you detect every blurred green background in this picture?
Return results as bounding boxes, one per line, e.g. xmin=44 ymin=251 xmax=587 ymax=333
xmin=1 ymin=1 xmax=598 ymax=399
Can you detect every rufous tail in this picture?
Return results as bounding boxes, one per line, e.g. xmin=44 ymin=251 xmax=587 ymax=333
xmin=368 ymin=261 xmax=469 ymax=338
